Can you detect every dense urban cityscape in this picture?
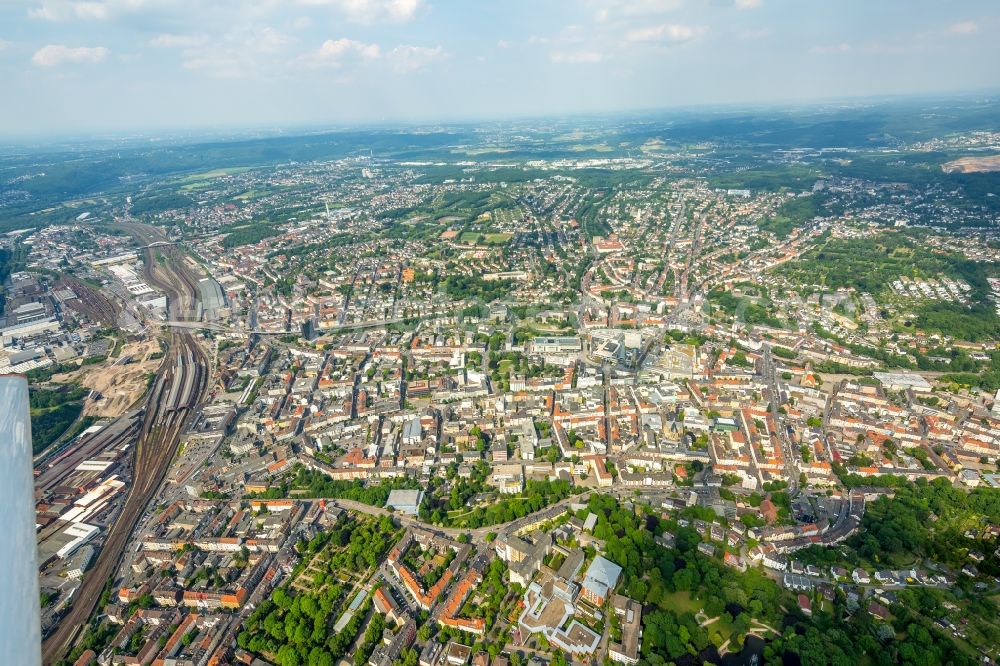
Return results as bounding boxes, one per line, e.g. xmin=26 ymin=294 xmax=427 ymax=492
xmin=1 ymin=98 xmax=999 ymax=666
xmin=2 ymin=1 xmax=1000 ymax=664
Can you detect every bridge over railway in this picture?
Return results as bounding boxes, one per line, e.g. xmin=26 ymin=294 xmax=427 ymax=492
xmin=163 ymin=316 xmax=410 ymax=334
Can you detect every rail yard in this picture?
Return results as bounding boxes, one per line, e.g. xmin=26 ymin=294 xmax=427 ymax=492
xmin=39 ymin=224 xmax=210 ymax=664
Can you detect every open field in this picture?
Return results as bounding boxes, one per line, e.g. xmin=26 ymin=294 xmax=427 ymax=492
xmin=483 ymin=232 xmax=514 ymax=245
xmin=453 ymin=147 xmax=515 ymax=156
xmin=941 ymin=154 xmax=1000 ymax=173
xmin=178 ymin=167 xmax=256 ymax=182
xmin=568 ymin=143 xmax=614 ymax=152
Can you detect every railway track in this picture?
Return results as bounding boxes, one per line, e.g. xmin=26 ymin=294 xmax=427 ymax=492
xmin=42 ymin=224 xmax=209 ymax=665
xmin=61 ymin=278 xmax=121 ymax=328
xmin=41 ymin=332 xmax=206 ymax=664
xmin=35 ymin=415 xmax=142 ymax=494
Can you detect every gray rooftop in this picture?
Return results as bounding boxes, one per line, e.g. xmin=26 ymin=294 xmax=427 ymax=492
xmin=583 ymin=555 xmax=622 ymax=590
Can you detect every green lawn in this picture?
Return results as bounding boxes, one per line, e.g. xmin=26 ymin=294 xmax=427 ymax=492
xmin=660 ymin=590 xmax=738 ymax=642
xmin=483 ymin=233 xmax=513 ymax=245
xmin=661 ymin=590 xmax=701 ymax=614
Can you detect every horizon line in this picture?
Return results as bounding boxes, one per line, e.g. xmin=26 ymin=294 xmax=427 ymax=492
xmin=2 ymin=86 xmax=998 ymax=149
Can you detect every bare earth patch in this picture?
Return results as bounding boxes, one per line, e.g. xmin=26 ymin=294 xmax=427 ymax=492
xmin=941 ymin=154 xmax=1000 ymax=173
xmin=54 ymin=339 xmax=164 ymax=418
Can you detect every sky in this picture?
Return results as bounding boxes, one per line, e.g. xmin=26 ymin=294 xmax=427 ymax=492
xmin=0 ymin=0 xmax=997 ymax=137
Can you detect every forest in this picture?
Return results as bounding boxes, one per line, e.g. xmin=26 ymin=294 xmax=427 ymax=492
xmin=578 ymin=492 xmax=986 ymax=666
xmin=757 ymin=194 xmax=823 ymax=239
xmin=708 ymin=289 xmax=784 ymax=328
xmin=253 ymin=466 xmax=423 ymax=505
xmin=221 ymin=223 xmax=286 ymax=249
xmin=780 ymin=231 xmax=1000 ymax=341
xmin=797 ymin=479 xmax=1000 ymax=578
xmin=441 ymin=273 xmax=516 ymax=303
xmin=29 ymin=384 xmax=89 ymax=455
xmin=416 ymin=459 xmax=580 ymax=528
xmin=940 ymin=349 xmax=1000 ymax=392
xmin=237 ymin=514 xmax=400 ymax=666
xmin=0 ymin=244 xmax=27 ymax=314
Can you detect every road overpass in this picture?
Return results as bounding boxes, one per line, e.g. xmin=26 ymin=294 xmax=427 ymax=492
xmin=163 ymin=317 xmax=410 ymax=334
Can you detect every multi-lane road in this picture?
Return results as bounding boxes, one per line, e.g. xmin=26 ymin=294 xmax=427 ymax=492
xmin=330 ymin=490 xmax=594 ymax=547
xmin=762 ymin=343 xmax=799 ymax=496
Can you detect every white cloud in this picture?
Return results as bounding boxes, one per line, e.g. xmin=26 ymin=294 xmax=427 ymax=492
xmin=253 ymin=26 xmax=294 ymax=53
xmin=314 ymin=37 xmax=382 ymax=64
xmin=947 ymin=20 xmax=978 ymax=35
xmin=810 ymin=43 xmax=851 ymax=55
xmin=734 ymin=0 xmax=762 ymax=9
xmin=529 ymin=24 xmax=587 ymax=47
xmin=297 ymin=0 xmax=425 ymax=23
xmin=28 ymin=0 xmax=150 ymax=21
xmin=497 ymin=39 xmax=512 ymax=49
xmin=180 ymin=26 xmax=293 ymax=78
xmin=32 ymin=44 xmax=109 ymax=66
xmin=149 ymin=33 xmax=208 ymax=48
xmin=182 ymin=55 xmax=239 ymax=75
xmin=29 ymin=2 xmax=98 ymax=21
xmin=590 ymin=0 xmax=683 ymax=22
xmin=387 ymin=44 xmax=445 ymax=72
xmin=0 ymin=39 xmax=11 ymax=52
xmin=300 ymin=39 xmax=442 ymax=73
xmin=625 ymin=23 xmax=701 ymax=43
xmin=550 ymin=50 xmax=604 ymax=64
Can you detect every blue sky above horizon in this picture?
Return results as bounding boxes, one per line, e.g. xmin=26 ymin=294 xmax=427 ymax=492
xmin=0 ymin=0 xmax=997 ymax=137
